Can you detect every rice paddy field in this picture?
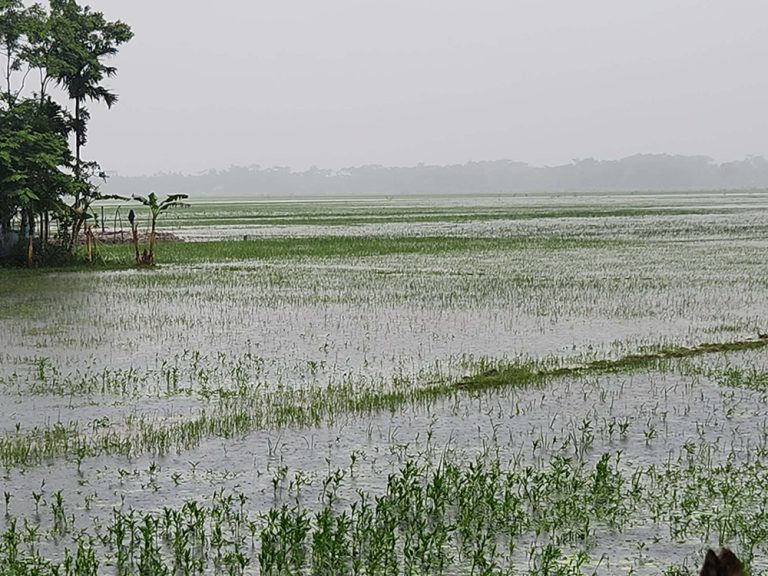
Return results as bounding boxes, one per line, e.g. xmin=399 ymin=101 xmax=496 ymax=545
xmin=2 ymin=190 xmax=768 ymax=575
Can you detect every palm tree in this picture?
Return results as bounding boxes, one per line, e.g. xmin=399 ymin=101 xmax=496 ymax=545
xmin=131 ymin=192 xmax=188 ymax=265
xmin=42 ymin=0 xmax=132 ymax=251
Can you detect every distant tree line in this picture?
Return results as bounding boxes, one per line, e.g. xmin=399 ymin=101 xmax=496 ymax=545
xmin=0 ymin=0 xmax=132 ymax=265
xmin=104 ymin=154 xmax=768 ymax=198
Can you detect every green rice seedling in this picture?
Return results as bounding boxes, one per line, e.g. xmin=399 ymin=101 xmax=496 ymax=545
xmin=718 ymin=367 xmax=768 ymax=393
xmin=137 ymin=515 xmax=167 ymax=575
xmin=51 ymin=491 xmax=67 ymax=535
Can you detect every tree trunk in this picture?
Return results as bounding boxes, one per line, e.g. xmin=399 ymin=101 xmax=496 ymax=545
xmin=26 ymin=212 xmax=35 ymax=267
xmin=85 ymin=226 xmax=93 ymax=263
xmin=148 ymin=214 xmax=157 ymax=265
xmin=27 ymin=235 xmax=33 ymax=267
xmin=132 ymin=224 xmax=140 ymax=264
xmin=67 ymin=97 xmax=84 ymax=253
xmin=38 ymin=211 xmax=45 ymax=258
xmin=74 ymin=98 xmax=82 ymax=187
xmin=69 ymin=214 xmax=85 ymax=254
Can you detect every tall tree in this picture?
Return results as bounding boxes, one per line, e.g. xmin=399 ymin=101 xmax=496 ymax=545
xmin=0 ymin=0 xmax=44 ymax=108
xmin=0 ymin=1 xmax=131 ymax=265
xmin=42 ymin=0 xmax=132 ymax=251
xmin=0 ymin=97 xmax=73 ymax=264
xmin=0 ymin=0 xmax=25 ymax=106
xmin=0 ymin=0 xmax=71 ymax=261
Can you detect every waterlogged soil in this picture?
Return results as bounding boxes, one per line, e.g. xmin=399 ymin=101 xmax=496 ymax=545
xmin=172 ymin=210 xmax=768 ymax=241
xmin=2 ymin=194 xmax=768 ymax=574
xmin=155 ymin=190 xmax=768 ymax=234
xmin=2 ymin=360 xmax=768 ymax=573
xmin=0 ymin=394 xmax=204 ymax=435
xmin=2 ymin=218 xmax=767 ymax=392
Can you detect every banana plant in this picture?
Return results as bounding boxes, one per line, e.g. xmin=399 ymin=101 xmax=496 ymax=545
xmin=130 ymin=192 xmax=188 ymax=265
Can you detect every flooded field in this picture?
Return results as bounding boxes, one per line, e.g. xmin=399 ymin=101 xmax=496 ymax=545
xmin=2 ymin=191 xmax=768 ymax=574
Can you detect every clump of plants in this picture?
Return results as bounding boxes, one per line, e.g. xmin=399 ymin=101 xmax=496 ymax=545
xmin=128 ymin=192 xmax=189 ymax=265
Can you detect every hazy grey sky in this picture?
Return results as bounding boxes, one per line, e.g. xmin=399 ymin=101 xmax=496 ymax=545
xmin=80 ymin=1 xmax=768 ymax=176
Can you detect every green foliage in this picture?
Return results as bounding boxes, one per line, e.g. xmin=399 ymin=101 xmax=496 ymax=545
xmin=0 ymin=98 xmax=73 ymax=210
xmin=92 ymin=234 xmax=618 ymax=267
xmin=0 ymin=0 xmax=132 ymax=265
xmin=130 ymin=192 xmax=189 ymax=264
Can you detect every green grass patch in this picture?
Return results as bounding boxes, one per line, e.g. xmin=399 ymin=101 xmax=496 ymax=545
xmin=717 ymin=366 xmax=768 ymax=392
xmin=96 ymin=235 xmax=622 ymax=265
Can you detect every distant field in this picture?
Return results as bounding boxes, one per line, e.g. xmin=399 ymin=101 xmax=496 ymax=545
xmin=2 ymin=191 xmax=768 ymax=574
xmin=97 ymin=189 xmax=768 ymax=238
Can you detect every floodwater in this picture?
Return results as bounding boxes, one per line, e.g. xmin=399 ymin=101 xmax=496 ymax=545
xmin=2 ymin=193 xmax=768 ymax=574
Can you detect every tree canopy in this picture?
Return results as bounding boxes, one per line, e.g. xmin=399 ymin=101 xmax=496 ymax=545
xmin=0 ymin=0 xmax=132 ymax=264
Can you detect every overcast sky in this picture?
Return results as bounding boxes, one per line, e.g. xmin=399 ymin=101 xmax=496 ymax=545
xmin=78 ymin=1 xmax=768 ymax=176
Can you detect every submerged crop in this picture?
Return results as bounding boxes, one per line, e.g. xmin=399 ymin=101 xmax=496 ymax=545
xmin=2 ymin=193 xmax=768 ymax=574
